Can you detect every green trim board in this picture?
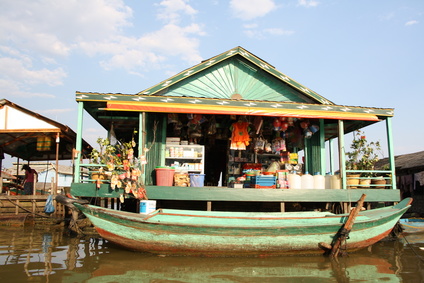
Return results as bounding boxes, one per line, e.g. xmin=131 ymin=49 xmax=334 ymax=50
xmin=76 ymin=92 xmax=393 ymax=120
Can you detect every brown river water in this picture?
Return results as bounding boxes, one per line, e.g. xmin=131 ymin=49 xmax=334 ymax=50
xmin=1 ymin=225 xmax=424 ymax=282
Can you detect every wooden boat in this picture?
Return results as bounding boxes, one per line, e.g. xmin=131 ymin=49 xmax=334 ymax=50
xmin=69 ymin=197 xmax=412 ymax=257
xmin=399 ymin=218 xmax=424 ymax=234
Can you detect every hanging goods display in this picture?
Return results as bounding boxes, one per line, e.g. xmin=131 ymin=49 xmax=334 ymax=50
xmin=253 ymin=136 xmax=265 ymax=153
xmin=230 ymin=120 xmax=250 ymax=150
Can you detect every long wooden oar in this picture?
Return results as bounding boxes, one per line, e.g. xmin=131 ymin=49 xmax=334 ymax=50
xmin=330 ymin=194 xmax=367 ymax=257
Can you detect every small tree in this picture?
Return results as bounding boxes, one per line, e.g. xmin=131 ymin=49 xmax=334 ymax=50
xmin=346 ymin=130 xmax=382 ymax=176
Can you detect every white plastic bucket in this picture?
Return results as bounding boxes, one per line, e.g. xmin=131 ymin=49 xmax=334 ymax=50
xmin=140 ymin=200 xmax=157 ymax=214
xmin=313 ymin=174 xmax=325 ymax=189
xmin=301 ymin=173 xmax=314 ymax=189
xmin=325 ymin=174 xmax=333 ymax=189
xmin=288 ymin=174 xmax=301 ymax=189
xmin=331 ymin=175 xmax=341 ymax=189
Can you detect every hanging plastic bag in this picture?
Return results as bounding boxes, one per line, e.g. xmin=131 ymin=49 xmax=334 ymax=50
xmin=265 ymin=142 xmax=272 ymax=152
xmin=44 ymin=195 xmax=55 ymax=214
xmin=254 ymin=136 xmax=265 ymax=152
xmin=207 ymin=116 xmax=217 ymax=135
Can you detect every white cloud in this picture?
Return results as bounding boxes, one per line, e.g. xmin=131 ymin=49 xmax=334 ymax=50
xmin=243 ymin=23 xmax=259 ymax=29
xmin=0 ymin=0 xmax=132 ymax=57
xmin=0 ymin=57 xmax=66 ymax=86
xmin=405 ymin=20 xmax=419 ymax=26
xmin=157 ymin=0 xmax=198 ymax=24
xmin=80 ymin=22 xmax=204 ymax=72
xmin=39 ymin=108 xmax=75 ymax=115
xmin=298 ymin=0 xmax=319 ymax=8
xmin=230 ymin=0 xmax=277 ymax=21
xmin=243 ymin=26 xmax=294 ymax=39
xmin=0 ymin=79 xmax=55 ymax=98
xmin=264 ymin=28 xmax=295 ymax=36
xmin=0 ymin=0 xmax=132 ymax=98
xmin=0 ymin=0 xmax=205 ymax=99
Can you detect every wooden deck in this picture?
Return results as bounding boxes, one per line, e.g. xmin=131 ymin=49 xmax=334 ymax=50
xmin=0 ymin=194 xmax=66 ymax=225
xmin=71 ymin=183 xmax=402 ymax=213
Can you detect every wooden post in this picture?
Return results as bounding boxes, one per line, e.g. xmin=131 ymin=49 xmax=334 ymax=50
xmin=51 ymin=177 xmax=56 ymax=216
xmin=0 ymin=148 xmax=3 ymax=194
xmin=331 ymin=194 xmax=366 ymax=257
xmin=55 ymin=133 xmax=60 ymax=195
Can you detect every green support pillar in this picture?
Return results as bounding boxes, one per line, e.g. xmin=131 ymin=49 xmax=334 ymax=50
xmin=139 ymin=112 xmax=145 ymax=182
xmin=338 ymin=120 xmax=346 ymax=189
xmin=329 ymin=139 xmax=335 ymax=174
xmin=386 ymin=117 xmax=397 ymax=190
xmin=74 ymin=101 xmax=84 ymax=183
xmin=319 ymin=119 xmax=326 ymax=175
xmin=160 ymin=115 xmax=167 ymax=166
xmin=303 ymin=137 xmax=308 ymax=173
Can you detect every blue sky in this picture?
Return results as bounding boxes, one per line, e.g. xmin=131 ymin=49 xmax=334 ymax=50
xmin=1 ymin=0 xmax=423 ymax=168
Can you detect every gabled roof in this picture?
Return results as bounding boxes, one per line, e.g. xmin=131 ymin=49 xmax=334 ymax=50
xmin=75 ymin=46 xmax=394 ymax=140
xmin=0 ymin=99 xmax=92 ymax=161
xmin=137 ymin=46 xmax=333 ymax=105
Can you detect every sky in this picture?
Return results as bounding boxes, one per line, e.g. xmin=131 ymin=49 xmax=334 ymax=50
xmin=1 ymin=0 xmax=423 ymax=168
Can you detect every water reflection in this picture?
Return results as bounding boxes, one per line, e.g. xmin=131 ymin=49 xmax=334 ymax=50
xmin=1 ymin=226 xmax=424 ymax=282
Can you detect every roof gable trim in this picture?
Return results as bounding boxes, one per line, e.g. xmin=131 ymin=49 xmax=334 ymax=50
xmin=137 ymin=47 xmax=332 ymax=105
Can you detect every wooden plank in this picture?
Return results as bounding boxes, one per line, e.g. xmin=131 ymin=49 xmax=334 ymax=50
xmin=71 ymin=183 xmax=122 ymax=198
xmin=0 ymin=195 xmax=49 ymax=200
xmin=144 ymin=187 xmax=401 ymax=202
xmin=71 ymin=183 xmax=401 ymax=202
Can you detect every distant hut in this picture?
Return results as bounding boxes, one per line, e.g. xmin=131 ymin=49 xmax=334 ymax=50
xmin=377 ymin=151 xmax=424 ymax=215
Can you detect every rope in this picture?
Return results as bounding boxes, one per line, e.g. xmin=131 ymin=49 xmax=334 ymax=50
xmin=402 ymin=233 xmax=424 ymax=263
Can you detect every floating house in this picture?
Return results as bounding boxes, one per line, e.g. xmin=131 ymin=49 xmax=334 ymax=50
xmin=71 ymin=47 xmax=399 ymax=213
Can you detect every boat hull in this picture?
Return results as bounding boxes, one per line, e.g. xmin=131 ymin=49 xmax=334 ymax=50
xmin=400 ymin=218 xmax=424 ymax=234
xmin=75 ymin=198 xmax=412 ymax=256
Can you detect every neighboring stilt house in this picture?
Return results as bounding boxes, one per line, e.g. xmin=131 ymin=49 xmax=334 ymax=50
xmin=378 ymin=151 xmax=424 ymax=215
xmin=72 ymin=46 xmax=398 ymax=213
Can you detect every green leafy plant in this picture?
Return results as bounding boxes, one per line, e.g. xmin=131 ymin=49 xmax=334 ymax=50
xmin=346 ymin=130 xmax=382 ymax=177
xmin=89 ymin=133 xmax=147 ymax=200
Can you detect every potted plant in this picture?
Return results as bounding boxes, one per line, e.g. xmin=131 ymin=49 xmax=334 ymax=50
xmin=372 ymin=164 xmax=390 ymax=189
xmin=89 ymin=135 xmax=147 ymax=199
xmin=345 ymin=130 xmax=381 ymax=188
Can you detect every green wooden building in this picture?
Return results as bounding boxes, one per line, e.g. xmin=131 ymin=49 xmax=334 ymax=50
xmin=71 ymin=46 xmax=398 ymax=212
